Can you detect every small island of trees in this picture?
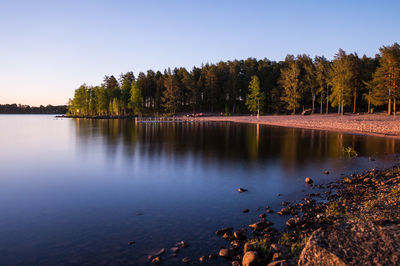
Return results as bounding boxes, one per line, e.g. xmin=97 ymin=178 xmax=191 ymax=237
xmin=68 ymin=43 xmax=400 ymax=117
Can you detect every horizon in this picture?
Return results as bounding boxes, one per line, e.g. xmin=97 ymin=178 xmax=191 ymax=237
xmin=1 ymin=0 xmax=399 ymax=106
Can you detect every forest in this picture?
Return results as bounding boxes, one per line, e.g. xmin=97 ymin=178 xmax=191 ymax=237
xmin=68 ymin=43 xmax=400 ymax=116
xmin=0 ymin=104 xmax=67 ymax=114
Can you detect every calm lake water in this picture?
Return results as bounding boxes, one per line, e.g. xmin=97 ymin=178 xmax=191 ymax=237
xmin=0 ymin=115 xmax=399 ymax=265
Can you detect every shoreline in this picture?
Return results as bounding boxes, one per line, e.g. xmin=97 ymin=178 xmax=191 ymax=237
xmin=179 ymin=113 xmax=400 ymax=140
xmin=58 ymin=113 xmax=400 ymax=139
xmin=206 ymin=165 xmax=400 ymax=265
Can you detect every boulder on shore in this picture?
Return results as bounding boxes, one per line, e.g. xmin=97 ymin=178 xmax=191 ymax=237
xmin=298 ymin=221 xmax=400 ymax=265
xmin=242 ymin=251 xmax=258 ymax=266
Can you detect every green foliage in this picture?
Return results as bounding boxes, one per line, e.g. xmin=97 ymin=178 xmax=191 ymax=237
xmin=279 ymin=55 xmax=301 ymax=114
xmin=67 ymin=43 xmax=399 ymax=116
xmin=129 ymin=81 xmax=143 ymax=115
xmin=329 ymin=49 xmax=353 ymax=114
xmin=343 ymin=146 xmax=358 ymax=157
xmin=246 ymin=75 xmax=265 ymax=116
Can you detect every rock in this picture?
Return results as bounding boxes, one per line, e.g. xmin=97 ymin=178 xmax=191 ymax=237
xmin=219 ymin=248 xmax=234 ymax=258
xmin=199 ymin=256 xmax=207 ymax=262
xmin=301 ymin=108 xmax=312 ymax=115
xmin=209 ymin=253 xmax=218 ymax=260
xmin=242 ymin=251 xmax=258 ymax=266
xmin=223 ymin=232 xmax=233 ymax=239
xmin=270 ymin=243 xmax=283 ymax=252
xmin=128 ymin=241 xmax=135 ymax=245
xmin=176 ymin=241 xmax=188 ymax=248
xmin=152 ymin=256 xmax=162 ymax=264
xmin=369 ymin=156 xmax=375 ymax=161
xmin=244 ymin=241 xmax=256 ymax=253
xmin=282 ymin=201 xmax=288 ymax=206
xmin=171 ymin=247 xmax=179 ymax=253
xmin=248 ymin=220 xmax=270 ymax=230
xmin=305 ymin=177 xmax=313 ymax=184
xmin=243 ymin=209 xmax=250 ymax=213
xmin=277 ymin=207 xmax=291 ymax=216
xmin=154 ymin=248 xmax=166 ymax=256
xmin=230 ymin=240 xmax=242 ymax=249
xmin=265 ymin=205 xmax=270 ymax=209
xmin=232 ymin=261 xmax=240 ymax=266
xmin=298 ymin=221 xmax=400 ymax=265
xmin=286 ymin=217 xmax=300 ymax=228
xmin=267 ymin=260 xmax=288 ymax=266
xmin=216 ymin=227 xmax=233 ymax=235
xmin=266 ymin=209 xmax=273 ymax=213
xmin=272 ymin=252 xmax=282 ymax=260
xmin=234 ymin=229 xmax=247 ymax=240
xmin=324 ymin=170 xmax=330 ymax=174
xmin=182 ymin=257 xmax=191 ymax=263
xmin=259 ymin=213 xmax=266 ymax=218
xmin=238 ymin=188 xmax=248 ymax=193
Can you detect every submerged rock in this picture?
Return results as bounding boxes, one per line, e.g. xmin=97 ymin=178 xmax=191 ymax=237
xmin=243 ymin=209 xmax=250 ymax=213
xmin=216 ymin=227 xmax=233 ymax=235
xmin=238 ymin=188 xmax=248 ymax=193
xmin=170 ymin=247 xmax=179 ymax=253
xmin=151 ymin=256 xmax=162 ymax=264
xmin=199 ymin=256 xmax=207 ymax=262
xmin=305 ymin=177 xmax=313 ymax=184
xmin=182 ymin=257 xmax=191 ymax=263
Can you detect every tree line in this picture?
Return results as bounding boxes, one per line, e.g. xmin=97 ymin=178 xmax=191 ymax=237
xmin=0 ymin=104 xmax=67 ymax=114
xmin=68 ymin=43 xmax=400 ymax=116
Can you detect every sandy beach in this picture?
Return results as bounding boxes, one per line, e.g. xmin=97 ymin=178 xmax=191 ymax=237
xmin=184 ymin=113 xmax=400 ymax=138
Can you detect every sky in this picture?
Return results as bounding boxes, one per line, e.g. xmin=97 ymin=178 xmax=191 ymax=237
xmin=0 ymin=0 xmax=399 ymax=106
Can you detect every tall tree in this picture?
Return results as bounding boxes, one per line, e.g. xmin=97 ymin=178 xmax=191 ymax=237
xmin=298 ymin=55 xmax=317 ymax=113
xmin=315 ymin=56 xmax=331 ymax=114
xmin=162 ymin=70 xmax=180 ymax=114
xmin=69 ymin=84 xmax=89 ymax=115
xmin=329 ymin=49 xmax=353 ymax=115
xmin=246 ymin=75 xmax=265 ymax=118
xmin=120 ymin=72 xmax=135 ymax=115
xmin=129 ymin=81 xmax=143 ymax=115
xmin=371 ymin=43 xmax=400 ymax=115
xmin=279 ymin=55 xmax=301 ymax=114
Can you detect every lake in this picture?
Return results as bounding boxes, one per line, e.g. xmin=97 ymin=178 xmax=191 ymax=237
xmin=0 ymin=115 xmax=398 ymax=265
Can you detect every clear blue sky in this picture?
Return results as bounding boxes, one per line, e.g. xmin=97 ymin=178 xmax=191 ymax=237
xmin=0 ymin=0 xmax=399 ymax=106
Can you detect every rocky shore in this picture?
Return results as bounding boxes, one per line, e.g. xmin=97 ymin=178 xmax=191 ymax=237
xmin=148 ymin=166 xmax=400 ymax=265
xmin=203 ymin=167 xmax=400 ymax=266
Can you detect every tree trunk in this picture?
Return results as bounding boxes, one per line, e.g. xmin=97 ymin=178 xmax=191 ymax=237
xmin=353 ymin=93 xmax=356 ymax=113
xmin=326 ymin=86 xmax=329 ymax=114
xmin=320 ymin=92 xmax=323 ymax=114
xmin=368 ymin=91 xmax=371 ymax=113
xmin=394 ymin=98 xmax=396 ymax=118
xmin=312 ymin=92 xmax=315 ymax=114
xmin=388 ymin=98 xmax=392 ymax=115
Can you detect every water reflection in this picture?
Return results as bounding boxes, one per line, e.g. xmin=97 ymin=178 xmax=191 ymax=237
xmin=73 ymin=119 xmax=400 ymax=172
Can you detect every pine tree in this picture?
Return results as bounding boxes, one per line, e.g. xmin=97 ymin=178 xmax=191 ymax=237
xmin=246 ymin=75 xmax=265 ymax=118
xmin=162 ymin=72 xmax=179 ymax=114
xmin=279 ymin=56 xmax=301 ymax=114
xmin=328 ymin=49 xmax=353 ymax=115
xmin=371 ymin=43 xmax=400 ymax=115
